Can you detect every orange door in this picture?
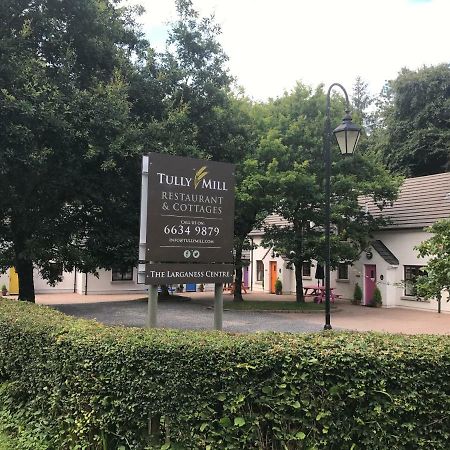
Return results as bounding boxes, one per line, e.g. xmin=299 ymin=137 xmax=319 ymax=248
xmin=9 ymin=267 xmax=19 ymax=295
xmin=270 ymin=261 xmax=277 ymax=294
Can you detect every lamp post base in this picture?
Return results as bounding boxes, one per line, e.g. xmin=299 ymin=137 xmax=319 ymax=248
xmin=324 ymin=324 xmax=332 ymax=330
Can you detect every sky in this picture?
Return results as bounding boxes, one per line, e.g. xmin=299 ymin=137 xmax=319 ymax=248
xmin=127 ymin=0 xmax=449 ymax=101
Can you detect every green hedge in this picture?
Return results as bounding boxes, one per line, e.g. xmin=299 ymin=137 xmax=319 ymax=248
xmin=0 ymin=299 xmax=449 ymax=449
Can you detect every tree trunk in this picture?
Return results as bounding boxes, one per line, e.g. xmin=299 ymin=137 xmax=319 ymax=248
xmin=294 ymin=261 xmax=305 ymax=303
xmin=17 ymin=258 xmax=35 ymax=302
xmin=233 ymin=239 xmax=244 ymax=302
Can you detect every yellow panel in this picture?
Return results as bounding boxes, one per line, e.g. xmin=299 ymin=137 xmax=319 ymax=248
xmin=9 ymin=267 xmax=19 ymax=295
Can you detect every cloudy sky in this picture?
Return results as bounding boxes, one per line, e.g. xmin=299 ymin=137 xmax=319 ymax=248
xmin=128 ymin=0 xmax=449 ymax=101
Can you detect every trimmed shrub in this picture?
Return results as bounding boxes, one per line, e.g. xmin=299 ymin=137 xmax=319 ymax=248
xmin=352 ymin=283 xmax=363 ymax=305
xmin=0 ymin=299 xmax=449 ymax=449
xmin=373 ymin=286 xmax=382 ymax=307
xmin=274 ymin=278 xmax=282 ymax=294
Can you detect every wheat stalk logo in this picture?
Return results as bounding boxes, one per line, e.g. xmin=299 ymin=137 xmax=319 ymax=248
xmin=194 ymin=166 xmax=208 ymax=189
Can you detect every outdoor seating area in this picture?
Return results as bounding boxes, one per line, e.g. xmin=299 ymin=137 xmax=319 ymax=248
xmin=303 ymin=285 xmax=341 ymax=303
xmin=223 ymin=282 xmax=248 ymax=294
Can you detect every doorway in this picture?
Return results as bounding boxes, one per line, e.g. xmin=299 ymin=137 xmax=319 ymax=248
xmin=9 ymin=267 xmax=19 ymax=295
xmin=270 ymin=261 xmax=277 ymax=294
xmin=364 ymin=264 xmax=376 ymax=306
xmin=243 ymin=266 xmax=249 ymax=289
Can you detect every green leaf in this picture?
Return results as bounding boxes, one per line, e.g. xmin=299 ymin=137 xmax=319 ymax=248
xmin=295 ymin=431 xmax=306 ymax=440
xmin=219 ymin=417 xmax=232 ymax=428
xmin=234 ymin=417 xmax=245 ymax=427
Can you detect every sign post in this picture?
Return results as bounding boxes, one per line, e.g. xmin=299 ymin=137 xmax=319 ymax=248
xmin=141 ymin=153 xmax=235 ymax=330
xmin=214 ymin=283 xmax=223 ymax=330
xmin=147 ymin=284 xmax=158 ymax=328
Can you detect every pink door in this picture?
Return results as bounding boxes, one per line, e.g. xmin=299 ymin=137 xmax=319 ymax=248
xmin=243 ymin=266 xmax=249 ymax=289
xmin=364 ymin=265 xmax=377 ymax=306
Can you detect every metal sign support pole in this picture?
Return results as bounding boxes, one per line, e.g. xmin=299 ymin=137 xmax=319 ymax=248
xmin=214 ymin=282 xmax=223 ymax=331
xmin=147 ymin=284 xmax=158 ymax=328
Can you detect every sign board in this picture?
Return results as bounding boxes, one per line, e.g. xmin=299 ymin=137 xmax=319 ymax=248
xmin=143 ymin=153 xmax=235 ymax=284
xmin=145 ymin=263 xmax=234 ymax=284
xmin=146 ymin=152 xmax=235 ymax=264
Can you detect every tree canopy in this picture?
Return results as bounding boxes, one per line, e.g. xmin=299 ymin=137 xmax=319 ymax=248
xmin=257 ymin=84 xmax=401 ymax=302
xmin=376 ymin=64 xmax=450 ymax=177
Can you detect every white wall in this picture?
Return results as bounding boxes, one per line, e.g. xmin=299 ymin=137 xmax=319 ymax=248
xmin=80 ymin=268 xmax=146 ymax=295
xmin=0 ymin=271 xmax=9 ymax=293
xmin=0 ymin=267 xmax=148 ymax=296
xmin=248 ymin=228 xmax=450 ymax=313
xmin=34 ymin=268 xmax=76 ymax=293
xmin=355 ymin=229 xmax=450 ymax=313
xmin=249 ymin=235 xmax=348 ymax=297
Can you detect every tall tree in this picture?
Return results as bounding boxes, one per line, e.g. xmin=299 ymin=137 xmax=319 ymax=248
xmin=260 ymin=84 xmax=401 ymax=302
xmin=377 ymin=64 xmax=450 ymax=176
xmin=351 ymin=76 xmax=373 ymax=128
xmin=0 ymin=0 xmax=150 ymax=301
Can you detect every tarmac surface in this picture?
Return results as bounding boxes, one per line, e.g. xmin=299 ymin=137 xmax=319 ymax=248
xmin=33 ymin=291 xmax=450 ymax=335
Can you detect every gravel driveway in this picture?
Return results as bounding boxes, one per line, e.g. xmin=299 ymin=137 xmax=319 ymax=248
xmin=52 ymin=298 xmax=324 ymax=333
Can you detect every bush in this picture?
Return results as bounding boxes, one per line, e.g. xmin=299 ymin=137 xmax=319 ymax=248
xmin=352 ymin=283 xmax=363 ymax=304
xmin=0 ymin=299 xmax=449 ymax=449
xmin=274 ymin=278 xmax=282 ymax=294
xmin=373 ymin=286 xmax=382 ymax=307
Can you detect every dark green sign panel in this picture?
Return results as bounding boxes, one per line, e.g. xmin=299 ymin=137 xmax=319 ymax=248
xmin=145 ymin=153 xmax=235 ymax=283
xmin=145 ymin=263 xmax=234 ymax=284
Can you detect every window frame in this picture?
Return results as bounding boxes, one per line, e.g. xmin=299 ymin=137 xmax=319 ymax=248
xmin=404 ymin=265 xmax=424 ymax=296
xmin=256 ymin=260 xmax=264 ymax=282
xmin=112 ymin=266 xmax=134 ymax=282
xmin=302 ymin=262 xmax=311 ymax=278
xmin=337 ymin=263 xmax=349 ymax=280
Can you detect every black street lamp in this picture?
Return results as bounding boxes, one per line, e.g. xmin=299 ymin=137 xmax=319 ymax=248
xmin=323 ymin=84 xmax=362 ymax=330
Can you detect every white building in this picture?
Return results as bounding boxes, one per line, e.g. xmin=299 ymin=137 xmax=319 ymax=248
xmin=247 ymin=173 xmax=450 ymax=313
xmin=2 ymin=173 xmax=449 ymax=312
xmin=0 ymin=266 xmax=147 ymax=296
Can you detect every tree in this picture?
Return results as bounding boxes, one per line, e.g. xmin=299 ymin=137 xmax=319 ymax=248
xmin=0 ymin=0 xmax=149 ymax=301
xmin=376 ymin=64 xmax=450 ymax=177
xmin=232 ymin=133 xmax=276 ymax=302
xmin=415 ymin=219 xmax=450 ymax=313
xmin=160 ymin=1 xmax=272 ymax=302
xmin=260 ymin=83 xmax=401 ymax=302
xmin=351 ymin=76 xmax=373 ymax=128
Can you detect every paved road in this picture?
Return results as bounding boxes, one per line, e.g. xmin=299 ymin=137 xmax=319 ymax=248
xmin=38 ymin=292 xmax=450 ymax=334
xmin=52 ymin=298 xmax=324 ymax=333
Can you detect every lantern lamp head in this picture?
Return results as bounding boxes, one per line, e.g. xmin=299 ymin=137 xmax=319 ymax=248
xmin=333 ymin=110 xmax=361 ymax=155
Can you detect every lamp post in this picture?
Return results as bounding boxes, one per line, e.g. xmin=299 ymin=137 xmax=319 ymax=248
xmin=323 ymin=84 xmax=361 ymax=330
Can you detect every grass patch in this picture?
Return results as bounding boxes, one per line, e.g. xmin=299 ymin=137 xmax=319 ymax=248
xmin=223 ymin=300 xmax=331 ymax=311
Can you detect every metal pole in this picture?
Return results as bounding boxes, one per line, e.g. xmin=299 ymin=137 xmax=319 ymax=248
xmin=147 ymin=284 xmax=158 ymax=328
xmin=323 ymin=83 xmax=351 ymax=331
xmin=324 ymin=94 xmax=332 ymax=330
xmin=214 ymin=282 xmax=223 ymax=330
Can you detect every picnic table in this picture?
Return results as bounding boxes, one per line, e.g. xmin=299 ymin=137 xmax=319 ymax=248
xmin=223 ymin=282 xmax=248 ymax=294
xmin=303 ymin=285 xmax=341 ymax=303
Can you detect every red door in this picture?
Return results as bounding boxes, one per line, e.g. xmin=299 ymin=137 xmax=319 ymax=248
xmin=270 ymin=261 xmax=277 ymax=294
xmin=364 ymin=265 xmax=377 ymax=306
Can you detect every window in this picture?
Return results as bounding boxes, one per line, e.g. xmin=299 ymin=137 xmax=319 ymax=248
xmin=338 ymin=263 xmax=349 ymax=280
xmin=404 ymin=265 xmax=424 ymax=296
xmin=302 ymin=262 xmax=311 ymax=277
xmin=112 ymin=266 xmax=133 ymax=281
xmin=256 ymin=260 xmax=264 ymax=282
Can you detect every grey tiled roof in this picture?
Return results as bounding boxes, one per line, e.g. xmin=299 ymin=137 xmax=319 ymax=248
xmin=249 ymin=214 xmax=290 ymax=235
xmin=362 ymin=172 xmax=450 ymax=229
xmin=251 ymin=173 xmax=450 ymax=235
